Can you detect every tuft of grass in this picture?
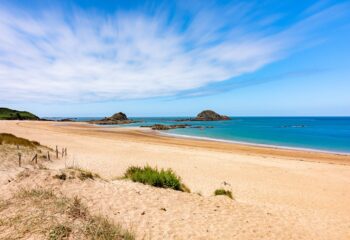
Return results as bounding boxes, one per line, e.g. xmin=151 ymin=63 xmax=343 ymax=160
xmin=85 ymin=216 xmax=134 ymax=240
xmin=68 ymin=196 xmax=87 ymax=219
xmin=67 ymin=167 xmax=100 ymax=181
xmin=0 ymin=133 xmax=40 ymax=148
xmin=17 ymin=188 xmax=55 ymax=200
xmin=214 ymin=189 xmax=233 ymax=199
xmin=48 ymin=224 xmax=72 ymax=240
xmin=54 ymin=172 xmax=67 ymax=180
xmin=0 ymin=199 xmax=10 ymax=212
xmin=124 ymin=165 xmax=190 ymax=192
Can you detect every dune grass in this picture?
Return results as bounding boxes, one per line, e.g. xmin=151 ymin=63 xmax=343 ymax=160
xmin=66 ymin=167 xmax=101 ymax=180
xmin=214 ymin=189 xmax=233 ymax=199
xmin=124 ymin=165 xmax=190 ymax=192
xmin=0 ymin=133 xmax=40 ymax=148
xmin=16 ymin=188 xmax=55 ymax=199
xmin=1 ymin=188 xmax=134 ymax=240
xmin=48 ymin=224 xmax=72 ymax=240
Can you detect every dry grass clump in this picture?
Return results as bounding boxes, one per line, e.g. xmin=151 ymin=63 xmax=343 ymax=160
xmin=66 ymin=167 xmax=101 ymax=181
xmin=16 ymin=188 xmax=55 ymax=199
xmin=48 ymin=224 xmax=72 ymax=240
xmin=214 ymin=189 xmax=233 ymax=199
xmin=124 ymin=165 xmax=190 ymax=192
xmin=0 ymin=133 xmax=40 ymax=148
xmin=0 ymin=187 xmax=134 ymax=240
xmin=68 ymin=196 xmax=87 ymax=219
xmin=54 ymin=172 xmax=67 ymax=180
xmin=85 ymin=215 xmax=135 ymax=240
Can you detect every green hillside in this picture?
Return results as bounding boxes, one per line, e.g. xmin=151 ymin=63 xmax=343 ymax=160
xmin=0 ymin=107 xmax=40 ymax=120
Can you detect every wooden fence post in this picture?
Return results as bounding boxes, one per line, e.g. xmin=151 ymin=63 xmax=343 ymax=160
xmin=62 ymin=148 xmax=64 ymax=158
xmin=47 ymin=151 xmax=50 ymax=161
xmin=18 ymin=153 xmax=21 ymax=167
xmin=32 ymin=154 xmax=38 ymax=164
xmin=56 ymin=146 xmax=58 ymax=159
xmin=65 ymin=148 xmax=67 ymax=156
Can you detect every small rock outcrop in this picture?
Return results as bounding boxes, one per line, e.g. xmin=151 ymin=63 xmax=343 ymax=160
xmin=110 ymin=112 xmax=128 ymax=121
xmin=141 ymin=124 xmax=190 ymax=130
xmin=195 ymin=110 xmax=230 ymax=121
xmin=89 ymin=112 xmax=135 ymax=125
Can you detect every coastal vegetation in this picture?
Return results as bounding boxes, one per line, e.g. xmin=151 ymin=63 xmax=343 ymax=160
xmin=0 ymin=133 xmax=40 ymax=148
xmin=66 ymin=167 xmax=101 ymax=181
xmin=124 ymin=165 xmax=190 ymax=192
xmin=0 ymin=107 xmax=40 ymax=120
xmin=214 ymin=189 xmax=233 ymax=199
xmin=0 ymin=187 xmax=134 ymax=240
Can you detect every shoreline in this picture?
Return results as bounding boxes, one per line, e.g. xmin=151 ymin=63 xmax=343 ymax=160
xmin=84 ymin=124 xmax=350 ymax=166
xmin=3 ymin=120 xmax=349 ymax=165
xmin=157 ymin=130 xmax=350 ymax=156
xmin=51 ymin=118 xmax=350 ymax=155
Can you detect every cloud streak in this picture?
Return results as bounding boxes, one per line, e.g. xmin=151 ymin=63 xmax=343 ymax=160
xmin=0 ymin=2 xmax=347 ymax=103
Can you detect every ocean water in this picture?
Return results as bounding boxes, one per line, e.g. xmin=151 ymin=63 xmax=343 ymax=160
xmin=48 ymin=117 xmax=350 ymax=154
xmin=125 ymin=117 xmax=350 ymax=154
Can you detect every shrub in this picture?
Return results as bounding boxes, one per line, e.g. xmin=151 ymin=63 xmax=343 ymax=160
xmin=124 ymin=165 xmax=189 ymax=192
xmin=214 ymin=189 xmax=233 ymax=199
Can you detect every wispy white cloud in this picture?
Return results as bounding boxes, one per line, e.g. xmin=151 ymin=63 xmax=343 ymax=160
xmin=0 ymin=2 xmax=347 ymax=103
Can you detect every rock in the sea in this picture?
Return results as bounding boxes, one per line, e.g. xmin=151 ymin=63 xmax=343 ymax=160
xmin=89 ymin=112 xmax=135 ymax=125
xmin=59 ymin=118 xmax=76 ymax=122
xmin=195 ymin=110 xmax=230 ymax=121
xmin=110 ymin=112 xmax=128 ymax=121
xmin=141 ymin=124 xmax=190 ymax=130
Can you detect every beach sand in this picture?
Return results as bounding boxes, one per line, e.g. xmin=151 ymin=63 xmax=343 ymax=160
xmin=1 ymin=120 xmax=350 ymax=239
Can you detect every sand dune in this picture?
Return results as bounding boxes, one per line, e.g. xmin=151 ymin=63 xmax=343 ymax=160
xmin=2 ymin=168 xmax=347 ymax=240
xmin=1 ymin=120 xmax=350 ymax=239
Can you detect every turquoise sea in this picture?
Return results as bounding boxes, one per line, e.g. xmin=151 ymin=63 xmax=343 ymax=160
xmin=50 ymin=117 xmax=350 ymax=154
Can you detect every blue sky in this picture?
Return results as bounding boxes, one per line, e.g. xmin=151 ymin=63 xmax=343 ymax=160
xmin=1 ymin=0 xmax=349 ymax=117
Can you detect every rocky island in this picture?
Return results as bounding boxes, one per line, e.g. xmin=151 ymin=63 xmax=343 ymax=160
xmin=195 ymin=110 xmax=230 ymax=121
xmin=176 ymin=110 xmax=230 ymax=122
xmin=89 ymin=112 xmax=136 ymax=125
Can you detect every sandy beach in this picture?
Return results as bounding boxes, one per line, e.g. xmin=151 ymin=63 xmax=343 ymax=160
xmin=1 ymin=120 xmax=350 ymax=239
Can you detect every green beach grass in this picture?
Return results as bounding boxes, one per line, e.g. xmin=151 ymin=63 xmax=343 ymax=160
xmin=214 ymin=189 xmax=233 ymax=199
xmin=124 ymin=165 xmax=190 ymax=192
